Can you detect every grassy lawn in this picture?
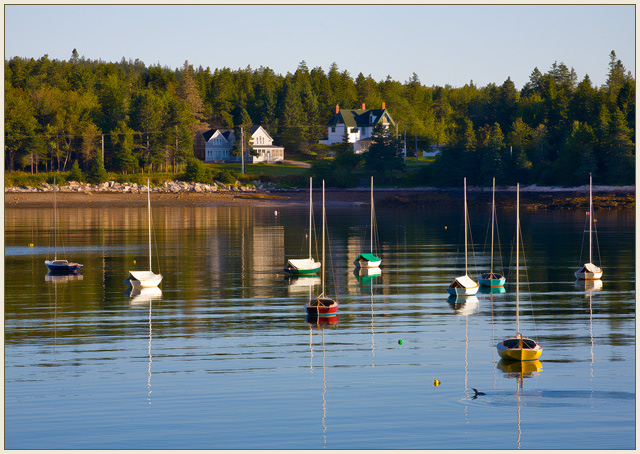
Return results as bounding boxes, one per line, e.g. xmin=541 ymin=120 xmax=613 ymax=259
xmin=204 ymin=162 xmax=310 ymax=177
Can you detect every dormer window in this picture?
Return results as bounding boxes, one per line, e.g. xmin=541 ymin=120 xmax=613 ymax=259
xmin=370 ymin=114 xmax=377 ymax=124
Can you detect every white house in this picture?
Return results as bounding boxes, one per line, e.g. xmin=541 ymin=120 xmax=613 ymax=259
xmin=249 ymin=126 xmax=285 ymax=163
xmin=197 ymin=129 xmax=239 ymax=163
xmin=319 ymin=103 xmax=396 ymax=153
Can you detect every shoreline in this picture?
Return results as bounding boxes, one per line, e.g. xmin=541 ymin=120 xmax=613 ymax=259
xmin=5 ymin=185 xmax=635 ymax=209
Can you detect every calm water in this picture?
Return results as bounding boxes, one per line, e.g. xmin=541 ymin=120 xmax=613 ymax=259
xmin=4 ymin=200 xmax=635 ymax=450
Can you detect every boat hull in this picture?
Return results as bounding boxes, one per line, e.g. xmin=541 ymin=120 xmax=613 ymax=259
xmin=479 ymin=273 xmax=505 ymax=287
xmin=124 ymin=273 xmax=163 ymax=288
xmin=45 ymin=260 xmax=83 ymax=273
xmin=497 ymin=336 xmax=542 ymax=361
xmin=305 ymin=297 xmax=338 ymax=316
xmin=574 ymin=270 xmax=603 ymax=280
xmin=284 ymin=266 xmax=321 ymax=276
xmin=354 ymin=259 xmax=381 ymax=268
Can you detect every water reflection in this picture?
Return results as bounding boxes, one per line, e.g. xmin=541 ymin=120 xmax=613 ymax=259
xmin=45 ymin=271 xmax=84 ymax=282
xmin=128 ymin=290 xmax=161 ymax=406
xmin=286 ymin=276 xmax=321 ymax=294
xmin=478 ymin=286 xmax=506 ymax=295
xmin=497 ymin=359 xmax=543 ymax=449
xmin=306 ymin=314 xmax=337 ymax=447
xmin=574 ymin=279 xmax=603 ymax=292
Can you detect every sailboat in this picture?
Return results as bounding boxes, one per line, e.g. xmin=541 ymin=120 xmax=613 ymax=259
xmin=479 ymin=177 xmax=505 ymax=287
xmin=305 ymin=180 xmax=338 ymax=316
xmin=284 ymin=177 xmax=321 ymax=275
xmin=447 ymin=177 xmax=479 ymax=295
xmin=354 ymin=176 xmax=381 ymax=268
xmin=496 ymin=183 xmax=542 ymax=361
xmin=45 ymin=177 xmax=83 ymax=273
xmin=125 ymin=180 xmax=163 ymax=288
xmin=575 ymin=174 xmax=603 ymax=280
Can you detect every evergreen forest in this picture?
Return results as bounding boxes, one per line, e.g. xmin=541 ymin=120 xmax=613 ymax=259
xmin=4 ymin=49 xmax=635 ymax=187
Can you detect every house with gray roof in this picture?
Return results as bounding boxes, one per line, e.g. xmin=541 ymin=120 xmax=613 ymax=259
xmin=319 ymin=103 xmax=396 ymax=153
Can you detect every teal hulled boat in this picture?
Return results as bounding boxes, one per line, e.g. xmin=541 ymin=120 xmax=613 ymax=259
xmin=479 ymin=177 xmax=505 ymax=288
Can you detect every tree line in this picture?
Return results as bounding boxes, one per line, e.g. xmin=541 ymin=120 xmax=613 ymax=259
xmin=5 ymin=49 xmax=635 ymax=186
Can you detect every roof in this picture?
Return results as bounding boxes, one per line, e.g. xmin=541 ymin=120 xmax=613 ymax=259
xmin=581 ymin=263 xmax=602 ymax=273
xmin=450 ymin=275 xmax=478 ymax=289
xmin=202 ymin=129 xmax=234 ymax=142
xmin=287 ymin=258 xmax=320 ymax=270
xmin=327 ymin=108 xmax=394 ymax=128
xmin=357 ymin=253 xmax=380 ymax=262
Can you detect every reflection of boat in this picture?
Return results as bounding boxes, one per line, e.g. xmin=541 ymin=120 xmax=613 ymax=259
xmin=574 ymin=279 xmax=603 ymax=292
xmin=447 ymin=177 xmax=479 ymax=295
xmin=478 ymin=285 xmax=505 ymax=295
xmin=306 ymin=180 xmax=338 ymax=316
xmin=479 ymin=177 xmax=505 ymax=288
xmin=575 ymin=174 xmax=603 ymax=280
xmin=354 ymin=176 xmax=381 ymax=269
xmin=45 ymin=271 xmax=84 ymax=282
xmin=284 ymin=177 xmax=321 ymax=276
xmin=125 ymin=180 xmax=163 ymax=288
xmin=497 ymin=359 xmax=542 ymax=449
xmin=308 ymin=315 xmax=333 ymax=446
xmin=447 ymin=294 xmax=479 ymax=316
xmin=130 ymin=295 xmax=155 ymax=406
xmin=353 ymin=266 xmax=382 ymax=286
xmin=497 ymin=183 xmax=542 ymax=362
xmin=286 ymin=276 xmax=321 ymax=293
xmin=45 ymin=177 xmax=83 ymax=273
xmin=126 ymin=286 xmax=163 ymax=305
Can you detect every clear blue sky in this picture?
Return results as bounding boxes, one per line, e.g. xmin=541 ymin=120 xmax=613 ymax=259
xmin=4 ymin=4 xmax=635 ymax=89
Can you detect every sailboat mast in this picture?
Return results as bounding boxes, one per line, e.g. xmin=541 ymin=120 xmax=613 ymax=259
xmin=309 ymin=177 xmax=313 ymax=260
xmin=53 ymin=176 xmax=57 ymax=260
xmin=322 ymin=180 xmax=326 ymax=297
xmin=148 ymin=179 xmax=152 ymax=272
xmin=490 ymin=177 xmax=495 ymax=274
xmin=464 ymin=177 xmax=468 ymax=275
xmin=589 ymin=174 xmax=593 ymax=263
xmin=370 ymin=176 xmax=374 ymax=254
xmin=516 ymin=183 xmax=520 ymax=334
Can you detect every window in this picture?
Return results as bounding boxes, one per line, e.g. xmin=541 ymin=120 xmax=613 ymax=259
xmin=331 ymin=127 xmax=335 ymax=133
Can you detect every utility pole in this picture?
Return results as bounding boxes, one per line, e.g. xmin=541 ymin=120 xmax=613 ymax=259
xmin=415 ymin=133 xmax=418 ymax=167
xmin=240 ymin=125 xmax=245 ymax=174
xmin=101 ymin=134 xmax=105 ymax=162
xmin=403 ymin=124 xmax=407 ymax=164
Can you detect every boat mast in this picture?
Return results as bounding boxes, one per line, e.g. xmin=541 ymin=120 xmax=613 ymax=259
xmin=490 ymin=177 xmax=495 ymax=275
xmin=464 ymin=177 xmax=468 ymax=276
xmin=53 ymin=176 xmax=57 ymax=260
xmin=370 ymin=176 xmax=374 ymax=254
xmin=589 ymin=174 xmax=593 ymax=263
xmin=516 ymin=183 xmax=520 ymax=335
xmin=148 ymin=179 xmax=152 ymax=272
xmin=322 ymin=179 xmax=326 ymax=297
xmin=309 ymin=177 xmax=313 ymax=260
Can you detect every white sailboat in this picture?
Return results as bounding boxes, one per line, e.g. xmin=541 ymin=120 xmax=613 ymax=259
xmin=284 ymin=177 xmax=321 ymax=275
xmin=575 ymin=174 xmax=603 ymax=280
xmin=447 ymin=177 xmax=479 ymax=295
xmin=125 ymin=180 xmax=163 ymax=288
xmin=354 ymin=176 xmax=381 ymax=268
xmin=479 ymin=177 xmax=505 ymax=287
xmin=45 ymin=177 xmax=83 ymax=273
xmin=496 ymin=183 xmax=542 ymax=361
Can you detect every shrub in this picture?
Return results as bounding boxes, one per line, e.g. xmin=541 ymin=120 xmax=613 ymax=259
xmin=88 ymin=154 xmax=108 ymax=184
xmin=218 ymin=169 xmax=236 ymax=185
xmin=68 ymin=160 xmax=84 ymax=183
xmin=183 ymin=158 xmax=213 ymax=184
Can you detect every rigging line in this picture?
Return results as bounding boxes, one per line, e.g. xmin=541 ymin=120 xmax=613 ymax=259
xmin=593 ymin=214 xmax=603 ymax=267
xmin=519 ymin=221 xmax=539 ymax=342
xmin=578 ymin=213 xmax=588 ymax=265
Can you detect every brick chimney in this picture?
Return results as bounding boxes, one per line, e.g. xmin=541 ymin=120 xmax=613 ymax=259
xmin=362 ymin=103 xmax=366 ymax=110
xmin=381 ymin=102 xmax=386 ymax=110
xmin=335 ymin=105 xmax=339 ymax=114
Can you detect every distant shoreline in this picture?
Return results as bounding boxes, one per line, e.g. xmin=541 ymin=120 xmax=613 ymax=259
xmin=5 ymin=185 xmax=635 ymax=210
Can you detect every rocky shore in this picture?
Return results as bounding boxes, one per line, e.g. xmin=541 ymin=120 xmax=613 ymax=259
xmin=4 ymin=180 xmax=635 ymax=210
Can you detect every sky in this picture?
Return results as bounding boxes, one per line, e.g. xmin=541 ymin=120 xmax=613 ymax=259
xmin=3 ymin=4 xmax=636 ymax=90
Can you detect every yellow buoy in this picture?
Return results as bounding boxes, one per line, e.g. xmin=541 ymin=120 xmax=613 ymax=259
xmin=433 ymin=380 xmax=441 ymax=387
xmin=29 ymin=243 xmax=34 ymax=247
xmin=133 ymin=260 xmax=136 ymax=264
